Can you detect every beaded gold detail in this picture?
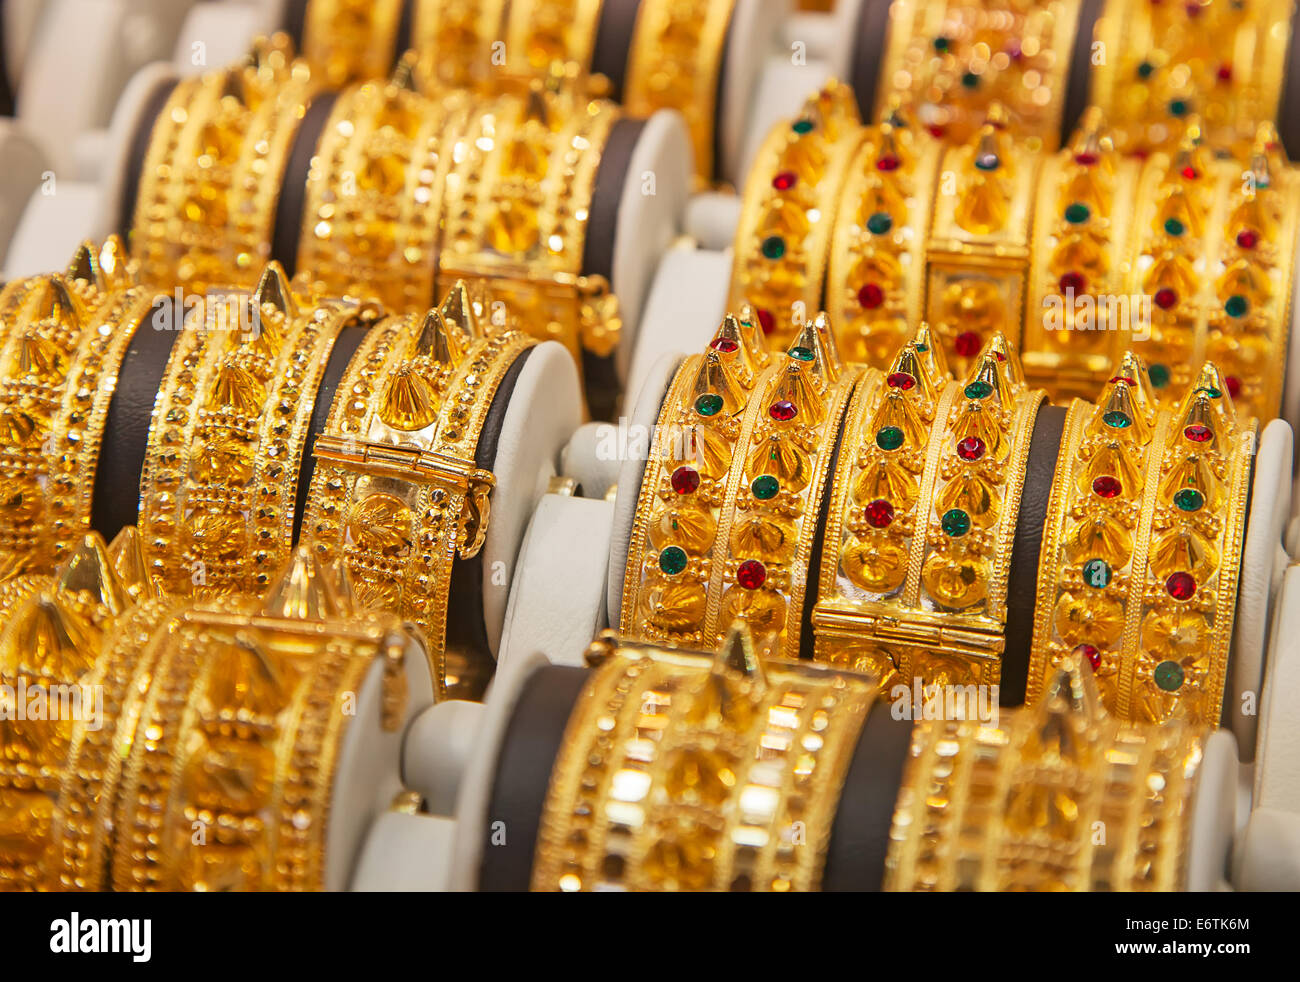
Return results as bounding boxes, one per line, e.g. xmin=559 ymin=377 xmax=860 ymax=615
xmin=300 ymin=0 xmax=406 ymax=88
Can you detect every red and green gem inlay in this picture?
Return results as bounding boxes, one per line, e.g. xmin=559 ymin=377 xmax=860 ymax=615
xmin=887 ymin=371 xmax=916 ymax=391
xmin=659 ymin=546 xmax=687 ymax=575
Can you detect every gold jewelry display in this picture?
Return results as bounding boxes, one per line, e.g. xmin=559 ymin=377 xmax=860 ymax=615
xmin=505 ymin=0 xmax=605 ymax=77
xmin=729 ymin=84 xmax=865 ymax=349
xmin=130 ymin=38 xmax=320 ymax=292
xmin=301 ymin=283 xmax=536 ymax=699
xmin=0 ymin=239 xmax=151 ymax=579
xmin=1028 ymin=357 xmax=1254 ymax=726
xmin=925 ymin=109 xmax=1041 ymax=375
xmin=624 ymin=0 xmax=737 ymax=185
xmin=138 ymin=264 xmax=362 ymax=600
xmin=885 ymin=653 xmax=1206 ymax=891
xmin=1117 ymin=119 xmax=1299 ymax=423
xmin=812 ymin=327 xmax=1044 ymax=691
xmin=112 ymin=546 xmax=419 ymax=892
xmin=435 ymin=90 xmax=623 ymax=365
xmin=531 ymin=624 xmax=878 ymax=892
xmin=1089 ymin=0 xmax=1295 ymax=158
xmin=875 ymin=0 xmax=1082 ymax=149
xmin=411 ymin=0 xmax=509 ymax=91
xmin=825 ymin=115 xmax=942 ymax=364
xmin=300 ymin=0 xmax=406 ymax=88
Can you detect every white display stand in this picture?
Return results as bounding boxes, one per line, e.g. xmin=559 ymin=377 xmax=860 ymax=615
xmin=1253 ymin=564 xmax=1300 ymax=814
xmin=0 ymin=121 xmax=47 ymax=269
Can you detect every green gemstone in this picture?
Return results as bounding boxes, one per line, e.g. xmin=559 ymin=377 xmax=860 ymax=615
xmin=1164 ymin=218 xmax=1185 ymax=236
xmin=961 ymin=71 xmax=979 ymax=89
xmin=1082 ymin=558 xmax=1112 ymax=589
xmin=1225 ymin=294 xmax=1248 ymax=318
xmin=761 ymin=235 xmax=786 ymax=260
xmin=941 ymin=509 xmax=971 ymax=538
xmin=789 ymin=346 xmax=815 ymax=362
xmin=1137 ymin=61 xmax=1155 ymax=79
xmin=866 ymin=212 xmax=893 ymax=235
xmin=1148 ymin=363 xmax=1171 ymax=389
xmin=1197 ymin=385 xmax=1222 ymax=398
xmin=1173 ymin=488 xmax=1205 ymax=512
xmin=964 ymin=380 xmax=993 ymax=399
xmin=875 ymin=426 xmax=904 ymax=451
xmin=1154 ymin=660 xmax=1185 ymax=692
xmin=1169 ymin=99 xmax=1188 ymax=117
xmin=1064 ymin=202 xmax=1090 ymax=224
xmin=933 ymin=36 xmax=951 ymax=52
xmin=752 ymin=475 xmax=779 ymax=500
xmin=1103 ymin=410 xmax=1132 ymax=429
xmin=658 ymin=546 xmax=688 ymax=576
xmin=915 ymin=343 xmax=929 ymax=352
xmin=695 ymin=393 xmax=723 ymax=417
xmin=792 ymin=118 xmax=814 ymax=134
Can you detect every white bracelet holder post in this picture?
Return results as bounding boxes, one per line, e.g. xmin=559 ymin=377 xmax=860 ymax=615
xmin=0 ymin=120 xmax=47 ymax=268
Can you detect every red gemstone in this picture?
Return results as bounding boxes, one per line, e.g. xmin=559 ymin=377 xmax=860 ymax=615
xmin=858 ymin=283 xmax=885 ymax=309
xmin=769 ymin=400 xmax=797 ymax=421
xmin=956 ymin=436 xmax=986 ymax=461
xmin=1166 ymin=571 xmax=1196 ymax=600
xmin=671 ymin=466 xmax=700 ymax=494
xmin=1183 ymin=424 xmax=1212 ymax=443
xmin=737 ymin=559 xmax=767 ymax=590
xmin=1180 ymin=165 xmax=1199 ymax=180
xmin=1226 ymin=375 xmax=1242 ymax=399
xmin=1109 ymin=375 xmax=1136 ymax=385
xmin=709 ymin=337 xmax=739 ymax=353
xmin=954 ymin=331 xmax=981 ymax=357
xmin=886 ymin=371 xmax=916 ymax=390
xmin=1074 ymin=151 xmax=1099 ymax=166
xmin=1236 ymin=229 xmax=1259 ymax=249
xmin=1154 ymin=287 xmax=1178 ymax=310
xmin=1217 ymin=63 xmax=1233 ymax=82
xmin=756 ymin=308 xmax=776 ymax=335
xmin=1092 ymin=475 xmax=1122 ymax=498
xmin=1185 ymin=1 xmax=1202 ymax=15
xmin=1073 ymin=643 xmax=1102 ymax=671
xmin=773 ymin=171 xmax=797 ymax=191
xmin=876 ymin=154 xmax=901 ymax=172
xmin=1059 ymin=271 xmax=1086 ymax=295
xmin=865 ymin=498 xmax=895 ymax=528
xmin=928 ymin=125 xmax=946 ymax=139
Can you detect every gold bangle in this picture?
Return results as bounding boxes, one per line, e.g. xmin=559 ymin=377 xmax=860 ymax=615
xmin=294 ymin=75 xmax=473 ymax=311
xmin=531 ymin=625 xmax=878 ymax=892
xmin=1021 ymin=108 xmax=1145 ymax=399
xmin=436 ymin=91 xmax=622 ymax=364
xmin=825 ymin=117 xmax=942 ymax=364
xmin=1118 ymin=119 xmax=1299 ymax=424
xmin=728 ymin=84 xmax=864 ymax=349
xmin=1089 ymin=0 xmax=1294 ymax=158
xmin=624 ymin=0 xmax=737 ymax=186
xmin=1028 ymin=358 xmax=1255 ymax=725
xmin=301 ymin=0 xmax=406 ymax=88
xmin=874 ymin=0 xmax=1082 ymax=149
xmin=112 ymin=547 xmax=416 ymax=891
xmin=885 ymin=654 xmax=1205 ymax=891
xmin=138 ymin=264 xmax=358 ymax=600
xmin=0 ymin=239 xmax=149 ymax=578
xmin=812 ymin=327 xmax=1044 ymax=690
xmin=620 ymin=311 xmax=778 ymax=647
xmin=301 ymin=284 xmax=536 ymax=700
xmin=504 ymin=0 xmax=604 ymax=77
xmin=925 ymin=111 xmax=1042 ymax=375
xmin=130 ymin=40 xmax=320 ymax=293
xmin=411 ymin=0 xmax=510 ymax=91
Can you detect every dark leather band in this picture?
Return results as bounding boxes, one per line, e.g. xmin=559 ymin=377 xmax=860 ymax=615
xmin=1279 ymin=1 xmax=1300 ymax=157
xmin=271 ymin=90 xmax=338 ymax=278
xmin=282 ymin=0 xmax=309 ymax=43
xmin=799 ymin=383 xmax=850 ymax=660
xmin=1061 ymin=0 xmax=1106 ymax=142
xmin=590 ymin=0 xmax=644 ymax=102
xmin=0 ymin=0 xmax=14 ymax=117
xmin=118 ymin=78 xmax=178 ymax=240
xmin=393 ymin=0 xmax=414 ymax=67
xmin=849 ymin=0 xmax=893 ymax=122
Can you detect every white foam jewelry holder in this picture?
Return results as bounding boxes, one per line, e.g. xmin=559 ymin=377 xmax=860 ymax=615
xmin=1251 ymin=564 xmax=1300 ymax=814
xmin=1235 ymin=807 xmax=1300 ymax=890
xmin=0 ymin=121 xmax=47 ymax=268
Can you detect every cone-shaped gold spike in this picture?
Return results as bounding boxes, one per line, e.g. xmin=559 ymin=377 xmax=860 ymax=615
xmin=770 ymin=358 xmax=826 ymax=425
xmin=734 ymin=304 xmax=770 ymax=365
xmin=1227 ymin=192 xmax=1277 ymax=242
xmin=1168 ymin=120 xmax=1208 ymax=183
xmin=789 ymin=312 xmax=839 ymax=385
xmin=1155 ymin=187 xmax=1203 ymax=238
xmin=206 ymin=360 xmax=268 ymax=414
xmin=1217 ymin=258 xmax=1271 ymax=306
xmin=956 ymin=125 xmax=1010 ymax=235
xmin=14 ymin=330 xmax=67 ymax=380
xmin=870 ymin=388 xmax=927 ymax=447
xmin=56 ymin=533 xmax=131 ymax=618
xmin=414 ymin=309 xmax=465 ymax=366
xmin=251 ymin=260 xmax=297 ymax=321
xmin=1089 ymin=376 xmax=1152 ymax=443
xmin=688 ymin=349 xmax=746 ymax=417
xmin=97 ymin=235 xmax=129 ymax=289
xmin=1191 ymin=361 xmax=1238 ymax=420
xmin=716 ymin=620 xmax=766 ymax=686
xmin=262 ymin=545 xmax=349 ymax=620
xmin=107 ymin=526 xmax=156 ymax=602
xmin=1037 ymin=649 xmax=1104 ymax=734
xmin=330 ymin=555 xmax=361 ymax=610
xmin=876 ymin=120 xmax=910 ymax=171
xmin=1142 ymin=250 xmax=1198 ymax=302
xmin=710 ymin=314 xmax=760 ymax=389
xmin=1251 ymin=121 xmax=1285 ymax=188
xmin=1069 ymin=107 xmax=1112 ymax=166
xmin=66 ymin=241 xmax=100 ymax=286
xmin=29 ymin=276 xmax=81 ymax=329
xmin=1159 ymin=453 xmax=1220 ymax=509
xmin=911 ymin=322 xmax=949 ymax=382
xmin=378 ymin=364 xmax=440 ymax=430
xmin=1173 ymin=391 xmax=1227 ymax=449
xmin=1116 ymin=351 xmax=1158 ymax=416
xmin=963 ymin=350 xmax=1015 ymax=409
xmin=748 ymin=431 xmax=811 ymax=490
xmin=438 ymin=280 xmax=482 ymax=340
xmin=0 ymin=591 xmax=97 ymax=679
xmin=1083 ymin=441 xmax=1144 ymax=498
xmin=888 ymin=343 xmax=938 ymax=404
xmin=811 ymin=311 xmax=843 ymax=379
xmin=985 ymin=333 xmax=1024 ymax=388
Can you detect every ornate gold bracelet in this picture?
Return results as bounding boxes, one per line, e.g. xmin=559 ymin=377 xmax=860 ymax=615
xmin=435 ymin=90 xmax=622 ymax=365
xmin=624 ymin=0 xmax=737 ymax=185
xmin=825 ymin=116 xmax=942 ymax=364
xmin=300 ymin=0 xmax=406 ymax=88
xmin=113 ymin=547 xmax=417 ymax=891
xmin=1028 ymin=358 xmax=1255 ymax=725
xmin=728 ymin=84 xmax=864 ymax=349
xmin=130 ymin=39 xmax=319 ymax=292
xmin=0 ymin=239 xmax=150 ymax=578
xmin=531 ymin=625 xmax=878 ymax=892
xmin=505 ymin=0 xmax=605 ymax=77
xmin=875 ymin=0 xmax=1082 ymax=149
xmin=138 ymin=264 xmax=361 ymax=600
xmin=812 ymin=328 xmax=1043 ymax=691
xmin=1089 ymin=0 xmax=1294 ymax=158
xmin=301 ymin=284 xmax=536 ymax=699
xmin=411 ymin=0 xmax=510 ymax=91
xmin=885 ymin=653 xmax=1206 ymax=891
xmin=924 ymin=111 xmax=1042 ymax=375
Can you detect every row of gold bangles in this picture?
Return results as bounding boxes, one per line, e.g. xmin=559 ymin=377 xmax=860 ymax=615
xmin=0 ymin=526 xmax=422 ymax=891
xmin=729 ymin=81 xmax=1300 ymax=424
xmin=530 ymin=627 xmax=1206 ymax=891
xmin=0 ymin=239 xmax=535 ymax=700
xmin=130 ymin=41 xmax=620 ymax=371
xmin=619 ymin=311 xmax=1257 ymax=727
